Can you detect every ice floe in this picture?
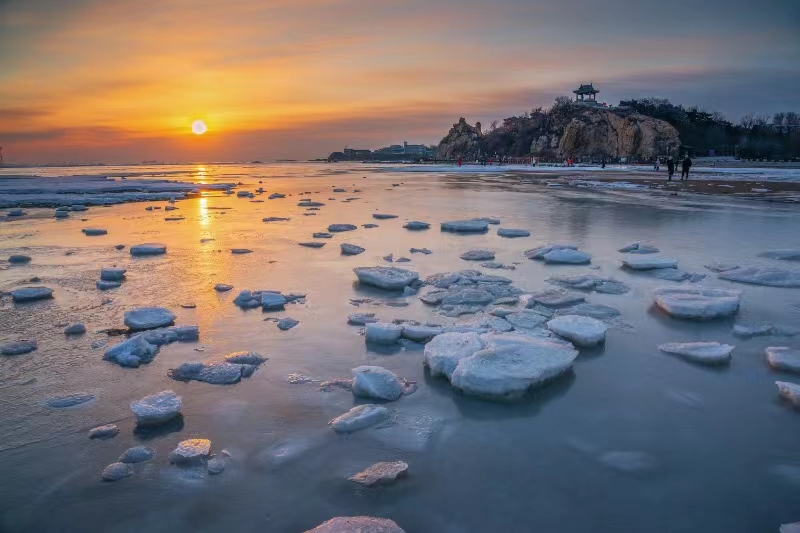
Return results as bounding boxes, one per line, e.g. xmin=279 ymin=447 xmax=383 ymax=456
xmin=348 ymin=312 xmax=378 ymax=325
xmin=348 ymin=461 xmax=408 ymax=486
xmin=354 ymin=266 xmax=419 ymax=290
xmin=759 ymin=249 xmax=800 ymax=261
xmin=547 ymin=315 xmax=607 ymax=347
xmin=718 ymin=266 xmax=800 ymax=288
xmin=1 ymin=339 xmax=38 ymax=355
xmin=440 ymin=219 xmax=489 ymax=232
xmin=498 ymin=228 xmax=530 ymax=238
xmin=10 ymin=286 xmax=53 ymax=302
xmin=89 ymin=424 xmax=119 ymax=439
xmin=654 ymin=287 xmax=741 ymax=320
xmin=340 ymin=243 xmax=365 ymax=255
xmin=776 ymin=381 xmax=800 ymax=409
xmin=124 ymin=307 xmax=176 ymax=330
xmin=119 ymin=446 xmax=155 ymax=463
xmin=169 ymin=439 xmax=212 ymax=465
xmin=64 ymin=323 xmax=86 ymax=335
xmin=766 ymin=347 xmax=800 ymax=374
xmin=101 ymin=462 xmax=133 ymax=482
xmin=460 ymin=249 xmax=495 ymax=261
xmin=352 ymin=365 xmax=405 ymax=401
xmin=130 ymin=243 xmax=166 ymax=256
xmin=622 ymin=256 xmax=678 ymax=270
xmin=658 ymin=342 xmax=734 ymax=364
xmin=548 ymin=273 xmax=630 ymax=294
xmin=328 ymin=224 xmax=357 ymax=232
xmin=543 ymin=248 xmax=591 ymax=264
xmin=305 ymin=517 xmax=405 ymax=533
xmin=100 ymin=268 xmax=126 ymax=281
xmin=524 ymin=244 xmax=577 ymax=260
xmin=329 ymin=404 xmax=390 ymax=433
xmin=130 ymin=390 xmax=182 ymax=426
xmin=618 ymin=242 xmax=659 ymax=254
xmin=404 ymin=221 xmax=430 ymax=230
xmin=365 ymin=322 xmax=403 ymax=344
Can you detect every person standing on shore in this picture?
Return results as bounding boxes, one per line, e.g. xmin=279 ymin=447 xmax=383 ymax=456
xmin=681 ymin=155 xmax=692 ymax=180
xmin=666 ymin=157 xmax=675 ymax=180
xmin=654 ymin=158 xmax=660 ymax=171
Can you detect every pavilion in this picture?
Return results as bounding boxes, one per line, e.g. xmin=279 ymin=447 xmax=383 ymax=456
xmin=573 ymin=83 xmax=600 ymax=105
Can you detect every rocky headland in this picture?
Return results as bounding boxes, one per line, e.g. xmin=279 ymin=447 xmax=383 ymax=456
xmin=437 ymin=101 xmax=680 ymax=161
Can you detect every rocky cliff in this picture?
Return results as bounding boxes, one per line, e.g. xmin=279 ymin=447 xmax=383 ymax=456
xmin=436 ymin=118 xmax=482 ymax=160
xmin=556 ymin=109 xmax=680 ymax=160
xmin=437 ymin=104 xmax=680 ymax=161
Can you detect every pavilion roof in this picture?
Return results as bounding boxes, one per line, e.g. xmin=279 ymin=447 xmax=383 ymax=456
xmin=573 ymin=83 xmax=599 ymax=95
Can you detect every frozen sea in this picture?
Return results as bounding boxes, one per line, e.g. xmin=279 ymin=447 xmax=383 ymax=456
xmin=1 ymin=163 xmax=799 ymax=533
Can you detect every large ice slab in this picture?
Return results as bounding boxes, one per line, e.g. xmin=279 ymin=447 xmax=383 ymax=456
xmin=354 ymin=266 xmax=419 ymax=290
xmin=654 ymin=287 xmax=741 ymax=320
xmin=718 ymin=266 xmax=800 ymax=287
xmin=547 ymin=315 xmax=607 ymax=347
xmin=449 ymin=333 xmax=578 ymax=401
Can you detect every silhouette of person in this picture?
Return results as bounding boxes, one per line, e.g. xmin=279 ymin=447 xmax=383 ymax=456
xmin=681 ymin=156 xmax=692 ymax=181
xmin=667 ymin=157 xmax=675 ymax=181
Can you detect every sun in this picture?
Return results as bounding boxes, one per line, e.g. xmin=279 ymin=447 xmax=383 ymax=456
xmin=191 ymin=120 xmax=208 ymax=135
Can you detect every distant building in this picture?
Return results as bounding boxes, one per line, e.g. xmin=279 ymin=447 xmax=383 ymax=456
xmin=343 ymin=148 xmax=372 ymax=159
xmin=328 ymin=141 xmax=435 ymax=162
xmin=401 ymin=141 xmax=428 ymax=155
xmin=573 ymin=83 xmax=600 ymax=106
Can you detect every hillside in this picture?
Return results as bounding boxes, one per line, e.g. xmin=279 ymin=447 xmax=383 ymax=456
xmin=437 ymin=101 xmax=680 ymax=161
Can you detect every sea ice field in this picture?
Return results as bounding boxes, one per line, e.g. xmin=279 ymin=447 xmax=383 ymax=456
xmin=1 ymin=163 xmax=799 ymax=533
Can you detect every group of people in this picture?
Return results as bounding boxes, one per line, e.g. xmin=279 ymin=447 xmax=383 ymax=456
xmin=656 ymin=156 xmax=692 ymax=181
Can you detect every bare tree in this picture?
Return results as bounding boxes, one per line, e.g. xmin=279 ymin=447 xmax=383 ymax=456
xmin=739 ymin=113 xmax=756 ymax=130
xmin=552 ymin=95 xmax=573 ymax=110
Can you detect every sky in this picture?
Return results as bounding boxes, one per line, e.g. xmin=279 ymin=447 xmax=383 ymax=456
xmin=1 ymin=0 xmax=798 ymax=164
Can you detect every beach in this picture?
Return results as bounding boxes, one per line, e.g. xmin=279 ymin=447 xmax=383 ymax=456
xmin=1 ymin=162 xmax=799 ymax=532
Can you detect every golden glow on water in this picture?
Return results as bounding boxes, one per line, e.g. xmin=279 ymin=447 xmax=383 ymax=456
xmin=198 ymin=197 xmax=209 ymax=226
xmin=195 ymin=166 xmax=208 ymax=184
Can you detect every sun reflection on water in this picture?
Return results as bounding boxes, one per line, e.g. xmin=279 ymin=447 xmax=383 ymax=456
xmin=199 ymin=196 xmax=209 ymax=226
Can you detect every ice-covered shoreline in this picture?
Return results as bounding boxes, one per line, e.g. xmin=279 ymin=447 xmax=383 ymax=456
xmin=371 ymin=163 xmax=800 ymax=182
xmin=0 ymin=175 xmax=235 ymax=208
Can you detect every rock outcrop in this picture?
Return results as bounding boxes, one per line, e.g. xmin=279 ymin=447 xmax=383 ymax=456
xmin=557 ymin=109 xmax=680 ymax=160
xmin=437 ymin=106 xmax=680 ymax=161
xmin=437 ymin=118 xmax=482 ymax=160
